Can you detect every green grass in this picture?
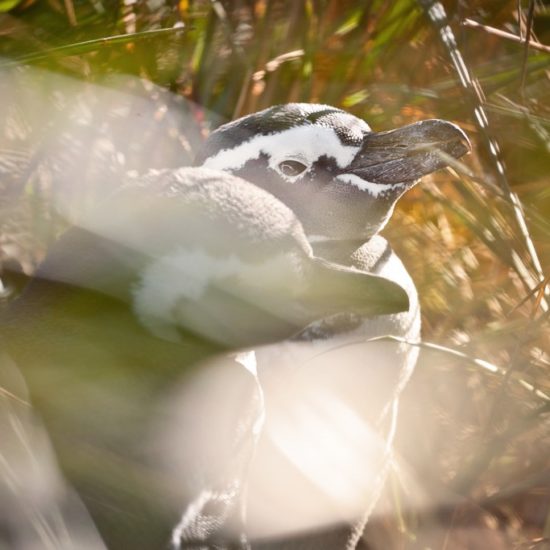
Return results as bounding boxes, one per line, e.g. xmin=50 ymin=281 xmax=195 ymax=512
xmin=0 ymin=0 xmax=549 ymax=547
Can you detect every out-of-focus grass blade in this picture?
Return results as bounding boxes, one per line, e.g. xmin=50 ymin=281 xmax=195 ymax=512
xmin=0 ymin=0 xmax=22 ymax=11
xmin=1 ymin=27 xmax=186 ymax=67
xmin=369 ymin=335 xmax=550 ymax=402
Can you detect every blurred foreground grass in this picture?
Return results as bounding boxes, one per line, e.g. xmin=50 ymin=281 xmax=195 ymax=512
xmin=0 ymin=1 xmax=549 ymax=548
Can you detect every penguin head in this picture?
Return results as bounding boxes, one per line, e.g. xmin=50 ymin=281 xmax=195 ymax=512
xmin=198 ymin=103 xmax=470 ymax=243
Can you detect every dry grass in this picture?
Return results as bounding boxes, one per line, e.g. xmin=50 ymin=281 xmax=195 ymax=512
xmin=0 ymin=0 xmax=549 ymax=547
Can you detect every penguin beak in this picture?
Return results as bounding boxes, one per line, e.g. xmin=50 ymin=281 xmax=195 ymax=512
xmin=348 ymin=119 xmax=471 ymax=184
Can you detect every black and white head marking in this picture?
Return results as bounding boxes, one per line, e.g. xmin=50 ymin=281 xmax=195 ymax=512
xmin=198 ymin=104 xmax=369 ymax=182
xmin=198 ymin=103 xmax=470 ymax=243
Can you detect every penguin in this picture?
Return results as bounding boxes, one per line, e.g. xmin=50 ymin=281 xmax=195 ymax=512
xmin=171 ymin=103 xmax=471 ymax=549
xmin=198 ymin=103 xmax=469 ymax=254
xmin=0 ymin=164 xmax=409 ymax=549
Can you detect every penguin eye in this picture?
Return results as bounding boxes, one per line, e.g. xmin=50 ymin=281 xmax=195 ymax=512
xmin=278 ymin=160 xmax=307 ymax=177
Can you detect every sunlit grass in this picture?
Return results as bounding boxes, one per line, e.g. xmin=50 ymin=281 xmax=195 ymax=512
xmin=0 ymin=0 xmax=548 ymax=548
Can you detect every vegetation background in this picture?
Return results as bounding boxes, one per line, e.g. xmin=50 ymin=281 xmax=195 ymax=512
xmin=0 ymin=0 xmax=549 ymax=548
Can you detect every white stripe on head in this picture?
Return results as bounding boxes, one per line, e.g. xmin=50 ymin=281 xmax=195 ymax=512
xmin=336 ymin=174 xmax=407 ymax=197
xmin=202 ymin=126 xmax=361 ymax=175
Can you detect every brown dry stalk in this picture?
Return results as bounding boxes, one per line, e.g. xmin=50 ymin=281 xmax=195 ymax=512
xmin=462 ymin=18 xmax=550 ymax=54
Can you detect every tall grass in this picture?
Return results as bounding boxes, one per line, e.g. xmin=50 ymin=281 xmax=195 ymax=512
xmin=0 ymin=0 xmax=549 ymax=548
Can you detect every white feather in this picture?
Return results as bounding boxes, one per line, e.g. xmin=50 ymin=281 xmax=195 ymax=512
xmin=203 ymin=126 xmax=361 ymax=175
